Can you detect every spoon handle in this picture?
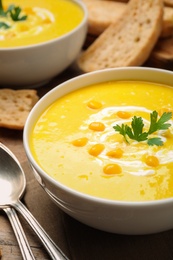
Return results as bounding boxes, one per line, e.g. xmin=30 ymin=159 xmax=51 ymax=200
xmin=4 ymin=207 xmax=36 ymax=260
xmin=13 ymin=200 xmax=69 ymax=260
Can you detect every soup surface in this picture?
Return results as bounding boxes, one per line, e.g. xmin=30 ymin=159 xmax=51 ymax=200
xmin=0 ymin=0 xmax=84 ymax=47
xmin=30 ymin=81 xmax=173 ymax=201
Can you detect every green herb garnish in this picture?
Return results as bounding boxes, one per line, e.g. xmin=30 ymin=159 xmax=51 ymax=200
xmin=113 ymin=111 xmax=172 ymax=146
xmin=0 ymin=0 xmax=27 ymax=29
xmin=0 ymin=21 xmax=10 ymax=29
xmin=7 ymin=5 xmax=27 ymax=21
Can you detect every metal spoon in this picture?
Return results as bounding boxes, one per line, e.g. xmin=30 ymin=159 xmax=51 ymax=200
xmin=0 ymin=143 xmax=68 ymax=260
xmin=3 ymin=207 xmax=35 ymax=260
xmin=0 ymin=144 xmax=35 ymax=260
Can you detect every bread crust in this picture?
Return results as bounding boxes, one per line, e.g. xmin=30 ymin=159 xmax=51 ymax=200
xmin=0 ymin=89 xmax=39 ymax=130
xmin=164 ymin=0 xmax=173 ymax=6
xmin=78 ymin=0 xmax=164 ymax=72
xmin=161 ymin=6 xmax=173 ymax=37
xmin=84 ymin=0 xmax=172 ymax=38
xmin=83 ymin=0 xmax=126 ymax=35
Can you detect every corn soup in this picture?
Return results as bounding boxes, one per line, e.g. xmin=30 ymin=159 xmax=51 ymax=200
xmin=0 ymin=0 xmax=84 ymax=47
xmin=30 ymin=81 xmax=173 ymax=201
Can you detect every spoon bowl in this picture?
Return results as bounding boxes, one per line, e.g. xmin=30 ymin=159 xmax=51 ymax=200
xmin=0 ymin=145 xmax=25 ymax=205
xmin=0 ymin=143 xmax=35 ymax=259
xmin=0 ymin=143 xmax=68 ymax=260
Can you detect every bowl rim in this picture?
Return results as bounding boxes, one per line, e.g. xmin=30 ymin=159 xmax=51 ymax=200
xmin=0 ymin=0 xmax=88 ymax=51
xmin=23 ymin=66 xmax=173 ymax=207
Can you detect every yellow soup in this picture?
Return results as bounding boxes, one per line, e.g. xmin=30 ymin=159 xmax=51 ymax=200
xmin=30 ymin=81 xmax=173 ymax=202
xmin=0 ymin=0 xmax=84 ymax=47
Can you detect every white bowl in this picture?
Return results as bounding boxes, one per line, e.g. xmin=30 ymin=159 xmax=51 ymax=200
xmin=0 ymin=0 xmax=87 ymax=87
xmin=23 ymin=67 xmax=173 ymax=235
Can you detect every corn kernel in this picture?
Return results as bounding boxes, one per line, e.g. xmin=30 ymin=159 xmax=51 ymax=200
xmin=106 ymin=148 xmax=123 ymax=158
xmin=3 ymin=5 xmax=8 ymax=11
xmin=18 ymin=24 xmax=29 ymax=32
xmin=162 ymin=129 xmax=172 ymax=139
xmin=88 ymin=144 xmax=105 ymax=156
xmin=72 ymin=137 xmax=88 ymax=147
xmin=103 ymin=164 xmax=122 ymax=175
xmin=106 ymin=134 xmax=124 ymax=143
xmin=145 ymin=155 xmax=159 ymax=167
xmin=158 ymin=108 xmax=173 ymax=117
xmin=23 ymin=7 xmax=35 ymax=14
xmin=42 ymin=18 xmax=52 ymax=24
xmin=117 ymin=111 xmax=131 ymax=119
xmin=89 ymin=122 xmax=105 ymax=131
xmin=87 ymin=100 xmax=102 ymax=109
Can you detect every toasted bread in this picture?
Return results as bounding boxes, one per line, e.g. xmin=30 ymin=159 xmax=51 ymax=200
xmin=84 ymin=0 xmax=171 ymax=38
xmin=78 ymin=0 xmax=163 ymax=72
xmin=83 ymin=0 xmax=126 ymax=35
xmin=0 ymin=89 xmax=39 ymax=130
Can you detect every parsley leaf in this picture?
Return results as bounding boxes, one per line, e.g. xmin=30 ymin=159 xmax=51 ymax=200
xmin=8 ymin=5 xmax=27 ymax=21
xmin=0 ymin=21 xmax=10 ymax=29
xmin=113 ymin=110 xmax=172 ymax=146
xmin=0 ymin=9 xmax=6 ymax=16
xmin=0 ymin=0 xmax=27 ymax=29
xmin=129 ymin=116 xmax=148 ymax=141
xmin=147 ymin=137 xmax=163 ymax=146
xmin=148 ymin=111 xmax=172 ymax=134
xmin=0 ymin=0 xmax=3 ymax=11
xmin=0 ymin=0 xmax=6 ymax=16
xmin=113 ymin=124 xmax=129 ymax=143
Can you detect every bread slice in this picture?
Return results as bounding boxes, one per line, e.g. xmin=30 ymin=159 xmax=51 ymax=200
xmin=0 ymin=89 xmax=39 ymax=130
xmin=83 ymin=0 xmax=126 ymax=35
xmin=78 ymin=0 xmax=163 ymax=72
xmin=83 ymin=0 xmax=172 ymax=39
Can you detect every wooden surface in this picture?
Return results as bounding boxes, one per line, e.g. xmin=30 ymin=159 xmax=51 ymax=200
xmin=1 ymin=64 xmax=173 ymax=260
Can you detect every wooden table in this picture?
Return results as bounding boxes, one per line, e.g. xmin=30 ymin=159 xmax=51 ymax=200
xmin=1 ymin=64 xmax=173 ymax=260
